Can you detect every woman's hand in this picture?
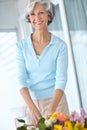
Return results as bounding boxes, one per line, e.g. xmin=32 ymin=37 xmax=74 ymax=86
xmin=45 ymin=107 xmax=55 ymax=119
xmin=29 ymin=104 xmax=42 ymax=127
xmin=46 ymin=89 xmax=64 ymax=118
xmin=20 ymin=87 xmax=42 ymax=126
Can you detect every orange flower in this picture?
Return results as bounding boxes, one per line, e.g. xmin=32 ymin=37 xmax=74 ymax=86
xmin=57 ymin=112 xmax=67 ymax=122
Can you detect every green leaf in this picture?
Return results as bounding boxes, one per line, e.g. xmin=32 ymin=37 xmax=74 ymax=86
xmin=17 ymin=125 xmax=27 ymax=130
xmin=46 ymin=127 xmax=52 ymax=130
xmin=84 ymin=118 xmax=87 ymax=128
xmin=38 ymin=124 xmax=47 ymax=130
xmin=31 ymin=128 xmax=36 ymax=130
xmin=37 ymin=118 xmax=47 ymax=130
xmin=17 ymin=119 xmax=25 ymax=123
xmin=37 ymin=117 xmax=45 ymax=124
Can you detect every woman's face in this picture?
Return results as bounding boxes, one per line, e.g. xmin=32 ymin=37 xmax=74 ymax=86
xmin=29 ymin=3 xmax=50 ymax=30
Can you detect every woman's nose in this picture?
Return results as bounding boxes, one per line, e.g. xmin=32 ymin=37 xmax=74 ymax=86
xmin=35 ymin=14 xmax=40 ymax=20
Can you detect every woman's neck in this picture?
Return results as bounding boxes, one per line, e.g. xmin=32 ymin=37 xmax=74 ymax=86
xmin=32 ymin=29 xmax=51 ymax=44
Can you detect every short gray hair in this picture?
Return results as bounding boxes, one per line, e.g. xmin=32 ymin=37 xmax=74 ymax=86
xmin=25 ymin=0 xmax=55 ymax=25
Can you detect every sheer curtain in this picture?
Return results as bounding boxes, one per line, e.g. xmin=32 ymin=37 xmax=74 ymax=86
xmin=64 ymin=0 xmax=87 ymax=110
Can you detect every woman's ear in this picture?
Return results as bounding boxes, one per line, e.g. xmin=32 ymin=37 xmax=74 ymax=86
xmin=48 ymin=16 xmax=51 ymax=22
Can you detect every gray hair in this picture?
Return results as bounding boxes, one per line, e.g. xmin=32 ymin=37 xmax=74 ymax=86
xmin=25 ymin=0 xmax=55 ymax=25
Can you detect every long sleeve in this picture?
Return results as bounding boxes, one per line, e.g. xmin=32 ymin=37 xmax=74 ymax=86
xmin=55 ymin=41 xmax=68 ymax=91
xmin=16 ymin=41 xmax=28 ymax=89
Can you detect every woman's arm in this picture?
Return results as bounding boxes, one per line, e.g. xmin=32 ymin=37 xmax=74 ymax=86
xmin=16 ymin=41 xmax=42 ymax=125
xmin=47 ymin=42 xmax=68 ymax=117
xmin=46 ymin=89 xmax=64 ymax=117
xmin=20 ymin=87 xmax=42 ymax=126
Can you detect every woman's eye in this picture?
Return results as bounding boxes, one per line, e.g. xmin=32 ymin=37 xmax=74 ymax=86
xmin=39 ymin=12 xmax=44 ymax=14
xmin=30 ymin=13 xmax=35 ymax=16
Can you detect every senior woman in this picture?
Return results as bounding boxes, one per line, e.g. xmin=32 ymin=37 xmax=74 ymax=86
xmin=16 ymin=0 xmax=69 ymax=127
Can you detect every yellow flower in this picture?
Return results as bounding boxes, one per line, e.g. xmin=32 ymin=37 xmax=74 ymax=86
xmin=50 ymin=112 xmax=59 ymax=119
xmin=64 ymin=121 xmax=73 ymax=130
xmin=74 ymin=123 xmax=84 ymax=130
xmin=54 ymin=124 xmax=62 ymax=130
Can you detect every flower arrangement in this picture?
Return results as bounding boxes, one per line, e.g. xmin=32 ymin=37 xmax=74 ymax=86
xmin=17 ymin=108 xmax=87 ymax=130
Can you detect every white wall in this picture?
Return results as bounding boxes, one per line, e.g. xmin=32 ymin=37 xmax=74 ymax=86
xmin=0 ymin=1 xmax=18 ymax=29
xmin=16 ymin=0 xmax=33 ymax=39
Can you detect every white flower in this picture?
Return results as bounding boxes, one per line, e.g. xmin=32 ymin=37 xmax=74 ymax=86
xmin=44 ymin=119 xmax=52 ymax=127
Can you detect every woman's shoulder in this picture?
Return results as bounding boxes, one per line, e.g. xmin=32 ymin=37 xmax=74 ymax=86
xmin=16 ymin=35 xmax=31 ymax=47
xmin=52 ymin=33 xmax=67 ymax=47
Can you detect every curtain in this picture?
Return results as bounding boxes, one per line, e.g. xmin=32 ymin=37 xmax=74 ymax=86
xmin=64 ymin=0 xmax=87 ymax=110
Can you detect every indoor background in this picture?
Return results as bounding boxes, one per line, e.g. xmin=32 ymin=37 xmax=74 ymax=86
xmin=0 ymin=0 xmax=87 ymax=129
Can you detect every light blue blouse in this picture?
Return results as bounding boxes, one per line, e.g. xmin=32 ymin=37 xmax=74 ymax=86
xmin=16 ymin=33 xmax=68 ymax=99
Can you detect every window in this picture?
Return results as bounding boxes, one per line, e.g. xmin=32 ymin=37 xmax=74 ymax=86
xmin=0 ymin=31 xmax=23 ymax=130
xmin=0 ymin=31 xmax=17 ymax=78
